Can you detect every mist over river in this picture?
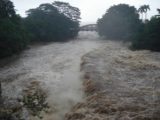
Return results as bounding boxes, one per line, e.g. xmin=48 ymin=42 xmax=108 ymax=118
xmin=0 ymin=32 xmax=106 ymax=120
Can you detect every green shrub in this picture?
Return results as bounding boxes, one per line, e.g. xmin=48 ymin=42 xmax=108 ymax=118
xmin=131 ymin=17 xmax=160 ymax=51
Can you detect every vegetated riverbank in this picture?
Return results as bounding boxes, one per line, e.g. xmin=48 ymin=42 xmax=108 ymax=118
xmin=0 ymin=32 xmax=106 ymax=120
xmin=66 ymin=41 xmax=160 ymax=120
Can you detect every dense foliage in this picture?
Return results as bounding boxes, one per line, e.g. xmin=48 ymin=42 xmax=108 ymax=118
xmin=97 ymin=4 xmax=141 ymax=40
xmin=97 ymin=4 xmax=160 ymax=51
xmin=0 ymin=0 xmax=29 ymax=58
xmin=52 ymin=1 xmax=81 ymax=21
xmin=131 ymin=16 xmax=160 ymax=51
xmin=24 ymin=2 xmax=80 ymax=42
xmin=0 ymin=1 xmax=81 ymax=58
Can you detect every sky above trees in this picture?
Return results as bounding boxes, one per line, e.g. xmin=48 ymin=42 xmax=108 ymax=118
xmin=11 ymin=0 xmax=159 ymax=24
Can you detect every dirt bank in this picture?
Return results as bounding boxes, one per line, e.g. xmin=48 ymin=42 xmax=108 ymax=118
xmin=66 ymin=41 xmax=160 ymax=120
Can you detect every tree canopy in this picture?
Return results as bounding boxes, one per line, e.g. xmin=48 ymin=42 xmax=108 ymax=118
xmin=0 ymin=1 xmax=81 ymax=58
xmin=0 ymin=0 xmax=29 ymax=58
xmin=24 ymin=2 xmax=80 ymax=42
xmin=0 ymin=0 xmax=16 ymax=18
xmin=138 ymin=5 xmax=150 ymax=21
xmin=157 ymin=9 xmax=160 ymax=14
xmin=97 ymin=4 xmax=141 ymax=40
xmin=52 ymin=1 xmax=81 ymax=22
xmin=156 ymin=8 xmax=160 ymax=17
xmin=131 ymin=16 xmax=160 ymax=51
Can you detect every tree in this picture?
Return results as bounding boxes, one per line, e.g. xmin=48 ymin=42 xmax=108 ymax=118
xmin=0 ymin=78 xmax=2 ymax=106
xmin=97 ymin=4 xmax=141 ymax=40
xmin=131 ymin=16 xmax=160 ymax=51
xmin=157 ymin=9 xmax=160 ymax=14
xmin=52 ymin=1 xmax=81 ymax=22
xmin=143 ymin=5 xmax=150 ymax=20
xmin=24 ymin=3 xmax=80 ymax=42
xmin=0 ymin=0 xmax=15 ymax=104
xmin=0 ymin=0 xmax=29 ymax=58
xmin=138 ymin=6 xmax=145 ymax=20
xmin=156 ymin=8 xmax=160 ymax=17
xmin=0 ymin=0 xmax=16 ymax=18
xmin=138 ymin=5 xmax=150 ymax=21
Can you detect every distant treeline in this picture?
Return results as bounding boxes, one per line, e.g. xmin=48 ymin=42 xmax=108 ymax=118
xmin=97 ymin=4 xmax=160 ymax=51
xmin=1 ymin=1 xmax=160 ymax=58
xmin=0 ymin=0 xmax=80 ymax=58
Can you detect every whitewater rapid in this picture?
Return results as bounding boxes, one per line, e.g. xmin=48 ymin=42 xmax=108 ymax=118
xmin=0 ymin=32 xmax=105 ymax=120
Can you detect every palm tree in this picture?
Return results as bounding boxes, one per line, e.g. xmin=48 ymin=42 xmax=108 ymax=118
xmin=157 ymin=9 xmax=160 ymax=14
xmin=143 ymin=5 xmax=150 ymax=20
xmin=156 ymin=8 xmax=160 ymax=17
xmin=138 ymin=6 xmax=145 ymax=20
xmin=138 ymin=5 xmax=150 ymax=21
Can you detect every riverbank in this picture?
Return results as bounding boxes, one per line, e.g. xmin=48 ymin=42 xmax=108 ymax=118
xmin=66 ymin=41 xmax=160 ymax=120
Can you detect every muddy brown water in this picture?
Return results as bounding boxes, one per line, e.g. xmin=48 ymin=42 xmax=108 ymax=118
xmin=1 ymin=31 xmax=160 ymax=120
xmin=0 ymin=32 xmax=106 ymax=120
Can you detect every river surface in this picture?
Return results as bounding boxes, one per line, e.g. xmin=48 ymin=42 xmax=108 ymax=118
xmin=1 ymin=31 xmax=160 ymax=120
xmin=0 ymin=32 xmax=105 ymax=120
xmin=68 ymin=39 xmax=160 ymax=120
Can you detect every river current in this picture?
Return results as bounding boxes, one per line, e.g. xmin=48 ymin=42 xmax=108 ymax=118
xmin=0 ymin=32 xmax=105 ymax=120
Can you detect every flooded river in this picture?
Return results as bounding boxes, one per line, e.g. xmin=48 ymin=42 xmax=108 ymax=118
xmin=1 ymin=31 xmax=160 ymax=120
xmin=0 ymin=32 xmax=105 ymax=120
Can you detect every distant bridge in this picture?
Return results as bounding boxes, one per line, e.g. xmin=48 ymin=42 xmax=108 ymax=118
xmin=80 ymin=24 xmax=97 ymax=31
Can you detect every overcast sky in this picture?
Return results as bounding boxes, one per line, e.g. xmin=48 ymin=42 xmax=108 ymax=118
xmin=11 ymin=0 xmax=159 ymax=24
